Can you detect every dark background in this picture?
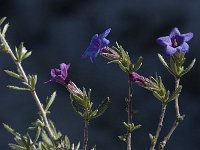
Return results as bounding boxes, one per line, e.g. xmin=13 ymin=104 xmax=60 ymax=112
xmin=0 ymin=0 xmax=200 ymax=149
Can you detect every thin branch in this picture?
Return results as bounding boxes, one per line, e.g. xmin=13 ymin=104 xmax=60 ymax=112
xmin=149 ymin=104 xmax=167 ymax=150
xmin=127 ymin=79 xmax=133 ymax=150
xmin=159 ymin=78 xmax=185 ymax=150
xmin=30 ymin=138 xmax=37 ymax=150
xmin=83 ymin=120 xmax=89 ymax=150
xmin=0 ymin=33 xmax=55 ymax=140
xmin=174 ymin=78 xmax=180 ymax=117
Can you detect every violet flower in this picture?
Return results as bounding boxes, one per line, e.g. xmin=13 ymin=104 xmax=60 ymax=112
xmin=157 ymin=27 xmax=193 ymax=56
xmin=129 ymin=72 xmax=146 ymax=86
xmin=129 ymin=72 xmax=159 ymax=90
xmin=46 ymin=63 xmax=70 ymax=86
xmin=82 ymin=28 xmax=111 ymax=62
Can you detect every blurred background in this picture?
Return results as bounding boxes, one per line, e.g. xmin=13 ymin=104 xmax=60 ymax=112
xmin=0 ymin=0 xmax=199 ymax=149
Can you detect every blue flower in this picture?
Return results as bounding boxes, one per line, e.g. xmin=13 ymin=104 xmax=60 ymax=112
xmin=157 ymin=27 xmax=193 ymax=56
xmin=82 ymin=28 xmax=111 ymax=62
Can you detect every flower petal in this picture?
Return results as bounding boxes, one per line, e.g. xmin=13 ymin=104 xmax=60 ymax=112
xmin=90 ymin=34 xmax=98 ymax=45
xmin=82 ymin=47 xmax=91 ymax=59
xmin=51 ymin=69 xmax=57 ymax=78
xmin=99 ymin=38 xmax=110 ymax=50
xmin=60 ymin=63 xmax=70 ymax=79
xmin=178 ymin=42 xmax=189 ymax=53
xmin=165 ymin=46 xmax=177 ymax=56
xmin=156 ymin=36 xmax=171 ymax=46
xmin=182 ymin=32 xmax=193 ymax=42
xmin=90 ymin=52 xmax=98 ymax=63
xmin=99 ymin=28 xmax=111 ymax=38
xmin=169 ymin=27 xmax=180 ymax=38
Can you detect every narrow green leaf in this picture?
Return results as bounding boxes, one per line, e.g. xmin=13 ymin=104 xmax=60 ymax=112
xmin=153 ymin=91 xmax=162 ymax=103
xmin=15 ymin=47 xmax=20 ymax=61
xmin=17 ymin=42 xmax=24 ymax=61
xmin=3 ymin=123 xmax=21 ymax=137
xmin=9 ymin=144 xmax=26 ymax=150
xmin=92 ymin=97 xmax=110 ymax=118
xmin=45 ymin=91 xmax=57 ymax=111
xmin=0 ymin=17 xmax=6 ymax=25
xmin=4 ymin=70 xmax=21 ymax=79
xmin=14 ymin=136 xmax=26 ymax=147
xmin=41 ymin=131 xmax=53 ymax=147
xmin=2 ymin=23 xmax=9 ymax=37
xmin=74 ymin=142 xmax=80 ymax=150
xmin=168 ymin=85 xmax=182 ymax=102
xmin=71 ymin=96 xmax=83 ymax=117
xmin=149 ymin=133 xmax=155 ymax=142
xmin=180 ymin=58 xmax=196 ymax=77
xmin=22 ymin=51 xmax=32 ymax=60
xmin=133 ymin=56 xmax=143 ymax=71
xmin=38 ymin=142 xmax=48 ymax=150
xmin=91 ymin=145 xmax=96 ymax=150
xmin=21 ymin=82 xmax=32 ymax=88
xmin=118 ymin=134 xmax=127 ymax=142
xmin=64 ymin=135 xmax=70 ymax=150
xmin=158 ymin=54 xmax=174 ymax=75
xmin=122 ymin=122 xmax=129 ymax=129
xmin=48 ymin=120 xmax=56 ymax=134
xmin=34 ymin=127 xmax=41 ymax=143
xmin=7 ymin=85 xmax=30 ymax=91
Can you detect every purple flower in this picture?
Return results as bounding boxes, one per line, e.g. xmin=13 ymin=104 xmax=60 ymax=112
xmin=129 ymin=72 xmax=146 ymax=86
xmin=157 ymin=27 xmax=193 ymax=56
xmin=82 ymin=28 xmax=111 ymax=62
xmin=46 ymin=63 xmax=70 ymax=86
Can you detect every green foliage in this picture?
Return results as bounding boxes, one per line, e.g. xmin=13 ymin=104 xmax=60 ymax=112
xmin=101 ymin=42 xmax=142 ymax=73
xmin=4 ymin=70 xmax=21 ymax=79
xmin=0 ymin=17 xmax=7 ymax=25
xmin=3 ymin=120 xmax=80 ymax=150
xmin=45 ymin=91 xmax=57 ymax=112
xmin=70 ymin=88 xmax=110 ymax=122
xmin=142 ymin=75 xmax=182 ymax=104
xmin=158 ymin=53 xmax=196 ymax=78
xmin=122 ymin=122 xmax=141 ymax=133
xmin=0 ymin=17 xmax=9 ymax=37
xmin=149 ymin=133 xmax=156 ymax=143
xmin=118 ymin=122 xmax=141 ymax=143
xmin=15 ymin=42 xmax=32 ymax=62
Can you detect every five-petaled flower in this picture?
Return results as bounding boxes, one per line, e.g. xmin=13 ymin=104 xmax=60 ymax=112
xmin=157 ymin=27 xmax=193 ymax=56
xmin=46 ymin=63 xmax=70 ymax=86
xmin=82 ymin=28 xmax=111 ymax=62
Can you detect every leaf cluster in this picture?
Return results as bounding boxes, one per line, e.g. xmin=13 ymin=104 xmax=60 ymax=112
xmin=3 ymin=119 xmax=80 ymax=150
xmin=158 ymin=53 xmax=196 ymax=78
xmin=101 ymin=42 xmax=142 ymax=73
xmin=70 ymin=88 xmax=110 ymax=122
xmin=145 ymin=75 xmax=182 ymax=104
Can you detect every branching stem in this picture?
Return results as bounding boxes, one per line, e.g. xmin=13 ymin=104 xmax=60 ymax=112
xmin=149 ymin=104 xmax=167 ymax=150
xmin=0 ymin=33 xmax=55 ymax=140
xmin=127 ymin=79 xmax=133 ymax=150
xmin=159 ymin=78 xmax=185 ymax=150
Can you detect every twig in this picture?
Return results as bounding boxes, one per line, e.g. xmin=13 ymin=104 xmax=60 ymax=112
xmin=30 ymin=138 xmax=37 ymax=150
xmin=149 ymin=104 xmax=167 ymax=150
xmin=0 ymin=33 xmax=55 ymax=140
xmin=127 ymin=79 xmax=133 ymax=150
xmin=159 ymin=78 xmax=185 ymax=150
xmin=83 ymin=120 xmax=89 ymax=150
